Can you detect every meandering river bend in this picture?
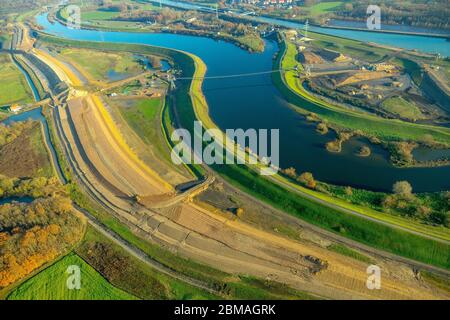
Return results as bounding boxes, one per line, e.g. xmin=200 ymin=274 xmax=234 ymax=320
xmin=34 ymin=13 xmax=450 ymax=192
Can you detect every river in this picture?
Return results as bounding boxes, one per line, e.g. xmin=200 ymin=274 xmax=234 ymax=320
xmin=34 ymin=13 xmax=450 ymax=192
xmin=0 ymin=196 xmax=34 ymax=205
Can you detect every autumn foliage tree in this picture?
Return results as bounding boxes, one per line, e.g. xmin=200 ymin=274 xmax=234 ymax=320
xmin=0 ymin=178 xmax=84 ymax=288
xmin=298 ymin=172 xmax=317 ymax=189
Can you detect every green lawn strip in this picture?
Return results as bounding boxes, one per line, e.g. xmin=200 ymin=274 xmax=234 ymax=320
xmin=31 ymin=122 xmax=54 ymax=178
xmin=83 ymin=10 xmax=121 ymax=21
xmin=57 ymin=7 xmax=145 ymax=32
xmin=7 ymin=253 xmax=137 ymax=300
xmin=162 ymin=96 xmax=204 ymax=179
xmin=307 ymin=1 xmax=343 ymax=17
xmin=0 ymin=54 xmax=33 ymax=106
xmin=327 ymin=244 xmax=374 ymax=264
xmin=118 ymin=97 xmax=172 ymax=163
xmin=381 ymin=96 xmax=424 ymax=120
xmin=275 ymin=39 xmax=450 ymax=144
xmin=309 ymin=31 xmax=387 ymax=63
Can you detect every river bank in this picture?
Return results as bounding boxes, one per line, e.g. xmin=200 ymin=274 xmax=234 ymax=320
xmin=33 ymin=11 xmax=450 ymax=193
xmin=49 ymin=5 xmax=264 ymax=53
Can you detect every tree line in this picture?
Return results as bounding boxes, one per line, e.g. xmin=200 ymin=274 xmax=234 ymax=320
xmin=281 ymin=167 xmax=450 ymax=228
xmin=334 ymin=0 xmax=449 ymax=30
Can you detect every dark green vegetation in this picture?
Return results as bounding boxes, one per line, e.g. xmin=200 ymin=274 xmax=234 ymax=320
xmin=333 ymin=0 xmax=449 ymax=30
xmin=320 ymin=183 xmax=450 ymax=229
xmin=75 ymin=227 xmax=214 ymax=300
xmin=0 ymin=54 xmax=33 ymax=106
xmin=7 ymin=253 xmax=137 ymax=300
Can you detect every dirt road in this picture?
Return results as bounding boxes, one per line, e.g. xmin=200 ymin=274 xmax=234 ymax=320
xmin=38 ymin=46 xmax=449 ymax=300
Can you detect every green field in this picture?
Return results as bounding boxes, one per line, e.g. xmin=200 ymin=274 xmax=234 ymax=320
xmin=58 ymin=47 xmax=143 ymax=82
xmin=308 ymin=1 xmax=343 ymax=17
xmin=7 ymin=253 xmax=137 ymax=300
xmin=57 ymin=3 xmax=158 ymax=32
xmin=236 ymin=34 xmax=265 ymax=52
xmin=115 ymin=96 xmax=178 ymax=166
xmin=381 ymin=96 xmax=424 ymax=121
xmin=119 ymin=98 xmax=162 ymax=144
xmin=60 ymin=6 xmax=120 ymax=21
xmin=83 ymin=10 xmax=120 ymax=21
xmin=309 ymin=31 xmax=388 ymax=62
xmin=0 ymin=54 xmax=32 ymax=106
xmin=30 ymin=122 xmax=54 ymax=178
xmin=15 ymin=55 xmax=46 ymax=100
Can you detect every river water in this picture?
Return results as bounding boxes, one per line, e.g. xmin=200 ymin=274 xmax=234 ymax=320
xmin=34 ymin=13 xmax=450 ymax=192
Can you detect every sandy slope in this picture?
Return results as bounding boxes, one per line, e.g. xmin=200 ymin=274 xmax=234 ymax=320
xmin=44 ymin=47 xmax=449 ymax=299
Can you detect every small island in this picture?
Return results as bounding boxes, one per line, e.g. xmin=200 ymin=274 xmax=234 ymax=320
xmin=357 ymin=145 xmax=371 ymax=157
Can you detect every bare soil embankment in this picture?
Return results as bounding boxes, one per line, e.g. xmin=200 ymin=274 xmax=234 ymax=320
xmin=44 ymin=45 xmax=449 ymax=300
